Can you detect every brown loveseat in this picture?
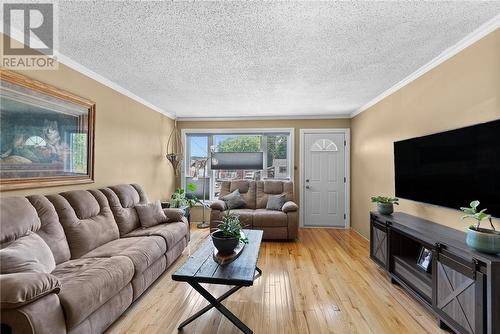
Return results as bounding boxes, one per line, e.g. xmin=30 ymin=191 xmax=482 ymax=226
xmin=210 ymin=180 xmax=298 ymax=240
xmin=0 ymin=184 xmax=189 ymax=334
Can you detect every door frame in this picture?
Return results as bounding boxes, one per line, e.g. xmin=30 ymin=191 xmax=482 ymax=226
xmin=299 ymin=128 xmax=350 ymax=229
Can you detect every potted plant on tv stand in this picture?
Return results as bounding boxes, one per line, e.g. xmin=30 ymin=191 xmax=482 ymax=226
xmin=371 ymin=196 xmax=399 ymax=215
xmin=211 ymin=210 xmax=249 ymax=256
xmin=460 ymin=200 xmax=500 ymax=254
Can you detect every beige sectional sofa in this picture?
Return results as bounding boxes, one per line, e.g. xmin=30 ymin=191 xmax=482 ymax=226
xmin=210 ymin=180 xmax=298 ymax=240
xmin=0 ymin=184 xmax=189 ymax=334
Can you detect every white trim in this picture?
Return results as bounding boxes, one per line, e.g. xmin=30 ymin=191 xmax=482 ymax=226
xmin=1 ymin=29 xmax=176 ymax=119
xmin=351 ymin=14 xmax=500 ymax=118
xmin=181 ymin=128 xmax=295 ymax=199
xmin=177 ymin=114 xmax=351 ymax=121
xmin=299 ymin=128 xmax=350 ymax=229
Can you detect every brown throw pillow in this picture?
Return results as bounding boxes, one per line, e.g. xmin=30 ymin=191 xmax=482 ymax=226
xmin=0 ymin=232 xmax=56 ymax=274
xmin=220 ymin=189 xmax=246 ymax=210
xmin=135 ymin=200 xmax=168 ymax=228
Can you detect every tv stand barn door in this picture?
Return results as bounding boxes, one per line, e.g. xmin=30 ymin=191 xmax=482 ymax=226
xmin=369 ymin=212 xmax=500 ymax=334
xmin=434 ymin=249 xmax=485 ymax=334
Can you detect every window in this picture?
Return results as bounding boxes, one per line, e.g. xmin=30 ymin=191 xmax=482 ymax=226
xmin=25 ymin=136 xmax=46 ymax=146
xmin=183 ymin=129 xmax=293 ymax=199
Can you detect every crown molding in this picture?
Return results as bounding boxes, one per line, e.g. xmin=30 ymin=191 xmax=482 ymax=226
xmin=177 ymin=114 xmax=351 ymax=122
xmin=54 ymin=53 xmax=176 ymax=119
xmin=351 ymin=14 xmax=500 ymax=118
xmin=1 ymin=27 xmax=176 ymax=119
xmin=3 ymin=12 xmax=498 ymax=122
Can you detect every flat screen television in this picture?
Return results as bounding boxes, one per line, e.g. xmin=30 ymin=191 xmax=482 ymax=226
xmin=394 ymin=119 xmax=500 ymax=217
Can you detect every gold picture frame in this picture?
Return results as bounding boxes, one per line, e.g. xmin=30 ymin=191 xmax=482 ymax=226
xmin=0 ymin=69 xmax=95 ymax=190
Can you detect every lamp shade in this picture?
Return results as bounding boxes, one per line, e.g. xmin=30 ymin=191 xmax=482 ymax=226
xmin=211 ymin=152 xmax=264 ymax=170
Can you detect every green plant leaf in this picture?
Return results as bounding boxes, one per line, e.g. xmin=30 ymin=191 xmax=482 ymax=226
xmin=187 ymin=183 xmax=197 ymax=192
xmin=470 ymin=200 xmax=480 ymax=209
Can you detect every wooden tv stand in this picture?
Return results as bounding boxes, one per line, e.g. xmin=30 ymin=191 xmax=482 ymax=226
xmin=370 ymin=211 xmax=500 ymax=334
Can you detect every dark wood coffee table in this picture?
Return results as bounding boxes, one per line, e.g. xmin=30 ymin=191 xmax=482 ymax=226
xmin=172 ymin=229 xmax=263 ymax=334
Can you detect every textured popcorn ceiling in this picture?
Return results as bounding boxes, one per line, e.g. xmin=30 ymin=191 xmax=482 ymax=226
xmin=55 ymin=1 xmax=500 ymax=118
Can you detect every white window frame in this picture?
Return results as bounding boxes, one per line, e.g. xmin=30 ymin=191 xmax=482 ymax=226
xmin=181 ymin=128 xmax=295 ymax=200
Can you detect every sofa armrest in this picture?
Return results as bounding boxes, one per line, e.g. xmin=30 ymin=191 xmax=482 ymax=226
xmin=163 ymin=208 xmax=184 ymax=223
xmin=210 ymin=200 xmax=226 ymax=211
xmin=0 ymin=272 xmax=61 ymax=309
xmin=282 ymin=201 xmax=298 ymax=213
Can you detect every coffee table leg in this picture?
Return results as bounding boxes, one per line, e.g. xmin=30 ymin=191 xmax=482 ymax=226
xmin=177 ymin=284 xmax=243 ymax=329
xmin=178 ymin=282 xmax=253 ymax=334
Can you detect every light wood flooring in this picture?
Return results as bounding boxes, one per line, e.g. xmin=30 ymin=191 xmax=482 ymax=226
xmin=106 ymin=227 xmax=448 ymax=334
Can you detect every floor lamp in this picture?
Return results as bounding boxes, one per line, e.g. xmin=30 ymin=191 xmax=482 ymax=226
xmin=191 ymin=158 xmax=210 ymax=229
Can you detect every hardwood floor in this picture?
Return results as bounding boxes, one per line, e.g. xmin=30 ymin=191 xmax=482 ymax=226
xmin=106 ymin=228 xmax=448 ymax=334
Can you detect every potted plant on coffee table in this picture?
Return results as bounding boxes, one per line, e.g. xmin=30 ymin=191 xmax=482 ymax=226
xmin=371 ymin=196 xmax=399 ymax=215
xmin=212 ymin=210 xmax=249 ymax=256
xmin=460 ymin=200 xmax=500 ymax=254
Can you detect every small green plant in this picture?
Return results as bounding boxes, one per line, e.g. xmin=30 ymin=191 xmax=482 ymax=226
xmin=460 ymin=200 xmax=496 ymax=232
xmin=170 ymin=183 xmax=200 ymax=208
xmin=371 ymin=196 xmax=399 ymax=205
xmin=217 ymin=210 xmax=248 ymax=244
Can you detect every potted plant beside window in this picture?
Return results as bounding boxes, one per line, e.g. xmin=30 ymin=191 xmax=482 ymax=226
xmin=371 ymin=196 xmax=399 ymax=215
xmin=211 ymin=210 xmax=248 ymax=255
xmin=460 ymin=200 xmax=500 ymax=254
xmin=170 ymin=183 xmax=200 ymax=219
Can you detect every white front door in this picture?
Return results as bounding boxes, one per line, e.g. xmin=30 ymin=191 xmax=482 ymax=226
xmin=303 ymin=132 xmax=346 ymax=227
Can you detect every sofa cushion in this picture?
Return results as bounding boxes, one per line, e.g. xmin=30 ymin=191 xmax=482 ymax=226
xmin=220 ymin=209 xmax=254 ymax=228
xmin=82 ymin=236 xmax=166 ymax=275
xmin=110 ymin=184 xmax=148 ymax=208
xmin=0 ymin=272 xmax=61 ymax=309
xmin=220 ymin=189 xmax=246 ymax=209
xmin=163 ymin=208 xmax=184 ymax=223
xmin=256 ymin=180 xmax=294 ymax=209
xmin=135 ymin=200 xmax=168 ymax=227
xmin=0 ymin=197 xmax=40 ymax=244
xmin=47 ymin=190 xmax=119 ymax=259
xmin=123 ymin=222 xmax=188 ymax=250
xmin=253 ymin=209 xmax=288 ymax=227
xmin=52 ymin=256 xmax=134 ymax=329
xmin=0 ymin=232 xmax=56 ymax=274
xmin=101 ymin=184 xmax=149 ymax=236
xmin=27 ymin=195 xmax=71 ymax=264
xmin=219 ymin=180 xmax=256 ymax=209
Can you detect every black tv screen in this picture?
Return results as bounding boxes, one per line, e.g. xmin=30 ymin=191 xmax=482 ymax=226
xmin=394 ymin=120 xmax=500 ymax=217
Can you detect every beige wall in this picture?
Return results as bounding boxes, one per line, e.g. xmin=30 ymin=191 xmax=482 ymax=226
xmin=1 ymin=36 xmax=176 ymax=200
xmin=178 ymin=119 xmax=350 ymax=211
xmin=351 ymin=30 xmax=500 ymax=238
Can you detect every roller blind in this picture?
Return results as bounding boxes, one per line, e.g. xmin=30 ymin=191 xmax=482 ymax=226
xmin=211 ymin=152 xmax=264 ymax=170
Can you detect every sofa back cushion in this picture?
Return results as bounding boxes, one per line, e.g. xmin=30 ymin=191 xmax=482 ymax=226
xmin=219 ymin=180 xmax=256 ymax=209
xmin=0 ymin=197 xmax=40 ymax=244
xmin=0 ymin=232 xmax=56 ymax=274
xmin=256 ymin=180 xmax=294 ymax=209
xmin=27 ymin=195 xmax=71 ymax=264
xmin=47 ymin=190 xmax=119 ymax=258
xmin=101 ymin=184 xmax=148 ymax=235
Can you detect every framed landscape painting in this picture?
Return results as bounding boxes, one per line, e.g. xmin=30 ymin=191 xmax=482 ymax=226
xmin=0 ymin=70 xmax=95 ymax=190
